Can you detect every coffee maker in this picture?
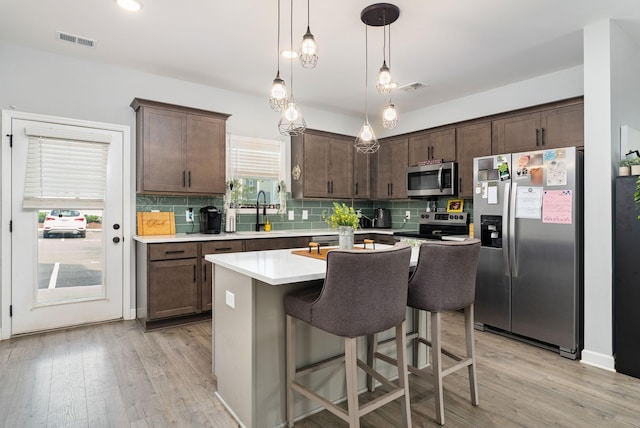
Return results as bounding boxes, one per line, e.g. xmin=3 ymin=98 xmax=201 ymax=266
xmin=199 ymin=206 xmax=222 ymax=234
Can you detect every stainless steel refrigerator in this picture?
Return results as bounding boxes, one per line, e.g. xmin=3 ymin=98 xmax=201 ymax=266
xmin=473 ymin=147 xmax=582 ymax=359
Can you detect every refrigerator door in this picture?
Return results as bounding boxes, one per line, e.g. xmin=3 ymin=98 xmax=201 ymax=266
xmin=510 ymin=147 xmax=580 ymax=354
xmin=473 ymin=154 xmax=512 ymax=331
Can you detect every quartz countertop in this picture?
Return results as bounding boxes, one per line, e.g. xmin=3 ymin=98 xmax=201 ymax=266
xmin=205 ymin=244 xmax=419 ymax=285
xmin=133 ymin=228 xmax=408 ymax=244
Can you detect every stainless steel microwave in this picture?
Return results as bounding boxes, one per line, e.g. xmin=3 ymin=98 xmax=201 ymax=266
xmin=406 ymin=162 xmax=457 ymax=197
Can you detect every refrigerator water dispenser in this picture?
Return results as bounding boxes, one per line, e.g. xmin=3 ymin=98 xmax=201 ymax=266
xmin=480 ymin=215 xmax=502 ymax=248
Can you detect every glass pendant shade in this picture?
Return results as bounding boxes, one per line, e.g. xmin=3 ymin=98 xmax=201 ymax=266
xmin=278 ymin=97 xmax=306 ymax=136
xmin=376 ymin=61 xmax=392 ymax=94
xmin=299 ymin=27 xmax=318 ymax=68
xmin=269 ymin=71 xmax=287 ymax=112
xmin=383 ymin=100 xmax=398 ymax=129
xmin=354 ymin=119 xmax=379 ymax=154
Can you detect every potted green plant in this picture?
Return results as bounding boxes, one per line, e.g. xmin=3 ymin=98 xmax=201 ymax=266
xmin=619 ymin=158 xmax=631 ymax=176
xmin=325 ymin=202 xmax=359 ymax=249
xmin=630 ymin=157 xmax=640 ymax=176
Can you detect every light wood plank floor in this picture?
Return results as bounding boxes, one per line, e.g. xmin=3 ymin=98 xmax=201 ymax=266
xmin=0 ymin=313 xmax=639 ymax=427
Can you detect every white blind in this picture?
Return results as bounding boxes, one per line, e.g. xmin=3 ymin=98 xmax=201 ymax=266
xmin=228 ymin=135 xmax=284 ymax=179
xmin=23 ymin=128 xmax=110 ymax=209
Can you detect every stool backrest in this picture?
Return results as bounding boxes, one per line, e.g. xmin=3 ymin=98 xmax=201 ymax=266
xmin=311 ymin=243 xmax=412 ymax=338
xmin=408 ymin=239 xmax=481 ymax=312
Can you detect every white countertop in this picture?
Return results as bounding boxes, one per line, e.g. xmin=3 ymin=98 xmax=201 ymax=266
xmin=133 ymin=228 xmax=405 ymax=244
xmin=205 ymin=244 xmax=420 ymax=285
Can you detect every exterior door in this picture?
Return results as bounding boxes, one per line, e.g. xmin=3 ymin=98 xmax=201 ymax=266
xmin=9 ymin=117 xmax=125 ymax=335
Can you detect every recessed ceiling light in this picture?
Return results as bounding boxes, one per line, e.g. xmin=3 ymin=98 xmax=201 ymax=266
xmin=116 ymin=0 xmax=142 ymax=12
xmin=281 ymin=50 xmax=298 ymax=59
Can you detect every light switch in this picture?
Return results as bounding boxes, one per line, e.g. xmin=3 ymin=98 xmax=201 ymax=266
xmin=225 ymin=290 xmax=235 ymax=309
xmin=302 ymin=210 xmax=308 ymax=220
xmin=405 ymin=210 xmax=411 ymax=220
xmin=288 ymin=210 xmax=295 ymax=221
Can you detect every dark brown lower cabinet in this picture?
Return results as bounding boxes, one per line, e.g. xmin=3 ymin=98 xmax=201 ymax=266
xmin=148 ymin=258 xmax=199 ymax=320
xmin=201 ymin=240 xmax=244 ymax=312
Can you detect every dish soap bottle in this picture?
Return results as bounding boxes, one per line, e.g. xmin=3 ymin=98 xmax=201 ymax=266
xmin=264 ymin=219 xmax=271 ymax=232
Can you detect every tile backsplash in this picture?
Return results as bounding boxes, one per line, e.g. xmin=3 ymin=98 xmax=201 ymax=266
xmin=136 ymin=194 xmax=473 ymax=234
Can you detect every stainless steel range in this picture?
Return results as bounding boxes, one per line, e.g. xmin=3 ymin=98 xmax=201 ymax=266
xmin=394 ymin=212 xmax=470 ymax=242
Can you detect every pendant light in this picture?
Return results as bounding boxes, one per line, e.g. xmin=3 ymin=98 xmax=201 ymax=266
xmin=279 ymin=0 xmax=306 ymax=136
xmin=269 ymin=0 xmax=287 ymax=112
xmin=382 ymin=23 xmax=398 ymax=129
xmin=376 ymin=9 xmax=392 ymax=94
xmin=354 ymin=24 xmax=379 ymax=154
xmin=299 ymin=0 xmax=318 ymax=69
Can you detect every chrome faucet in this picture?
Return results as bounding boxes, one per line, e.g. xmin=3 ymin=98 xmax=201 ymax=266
xmin=256 ymin=190 xmax=267 ymax=231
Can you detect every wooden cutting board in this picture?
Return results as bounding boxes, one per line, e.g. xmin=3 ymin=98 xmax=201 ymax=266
xmin=291 ymin=245 xmax=371 ymax=261
xmin=137 ymin=212 xmax=176 ymax=235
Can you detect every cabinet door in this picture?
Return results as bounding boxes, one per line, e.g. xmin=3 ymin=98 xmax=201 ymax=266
xmin=186 ymin=114 xmax=226 ymax=194
xmin=327 ymin=137 xmax=353 ymax=198
xmin=148 ymin=258 xmax=199 ymax=320
xmin=142 ymin=107 xmax=187 ymax=192
xmin=492 ymin=112 xmax=540 ymax=154
xmin=353 ymin=148 xmax=370 ymax=199
xmin=303 ymin=133 xmax=330 ymax=197
xmin=456 ymin=122 xmax=492 ymax=198
xmin=244 ymin=236 xmax=310 ymax=251
xmin=201 ymin=240 xmax=244 ymax=311
xmin=376 ymin=138 xmax=408 ymax=199
xmin=409 ymin=129 xmax=455 ymax=165
xmin=540 ymin=104 xmax=584 ymax=149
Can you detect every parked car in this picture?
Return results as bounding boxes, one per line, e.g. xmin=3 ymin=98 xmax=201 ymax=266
xmin=43 ymin=210 xmax=87 ymax=238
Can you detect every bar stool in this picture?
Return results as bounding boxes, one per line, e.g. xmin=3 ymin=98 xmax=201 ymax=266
xmin=369 ymin=239 xmax=481 ymax=425
xmin=284 ymin=243 xmax=412 ymax=428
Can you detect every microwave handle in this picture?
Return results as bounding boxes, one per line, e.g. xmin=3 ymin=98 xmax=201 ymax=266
xmin=438 ymin=165 xmax=443 ymax=192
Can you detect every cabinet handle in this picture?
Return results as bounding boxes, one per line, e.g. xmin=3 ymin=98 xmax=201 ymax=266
xmin=165 ymin=250 xmax=185 ymax=254
xmin=188 ymin=171 xmax=192 ymax=187
xmin=193 ymin=265 xmax=196 ymax=282
xmin=330 ymin=181 xmax=334 ymax=193
xmin=541 ymin=128 xmax=546 ymax=146
xmin=459 ymin=177 xmax=462 ymax=193
xmin=387 ymin=183 xmax=391 ymax=195
xmin=327 ymin=181 xmax=330 ymax=193
xmin=215 ymin=247 xmax=233 ymax=251
xmin=536 ymin=129 xmax=540 ymax=146
xmin=203 ymin=264 xmax=206 ymax=281
xmin=390 ymin=182 xmax=393 ymax=195
xmin=355 ymin=182 xmax=358 ymax=195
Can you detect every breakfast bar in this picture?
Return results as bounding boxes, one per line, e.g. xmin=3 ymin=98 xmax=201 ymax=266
xmin=205 ymin=245 xmax=420 ymax=428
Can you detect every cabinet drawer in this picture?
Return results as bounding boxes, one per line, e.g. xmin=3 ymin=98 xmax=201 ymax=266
xmin=202 ymin=240 xmax=244 ymax=254
xmin=149 ymin=242 xmax=199 ymax=261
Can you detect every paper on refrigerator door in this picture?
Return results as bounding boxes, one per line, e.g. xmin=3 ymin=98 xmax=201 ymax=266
xmin=515 ymin=186 xmax=543 ymax=219
xmin=487 ymin=182 xmax=498 ymax=204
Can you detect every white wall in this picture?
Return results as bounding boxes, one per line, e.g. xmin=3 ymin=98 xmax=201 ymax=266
xmin=582 ymin=20 xmax=640 ymax=370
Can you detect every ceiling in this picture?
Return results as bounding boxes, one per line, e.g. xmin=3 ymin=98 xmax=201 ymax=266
xmin=2 ymin=0 xmax=640 ymax=120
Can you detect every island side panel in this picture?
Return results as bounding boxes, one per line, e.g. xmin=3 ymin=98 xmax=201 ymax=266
xmin=213 ymin=265 xmax=255 ymax=427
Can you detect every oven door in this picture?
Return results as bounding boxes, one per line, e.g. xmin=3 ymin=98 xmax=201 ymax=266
xmin=406 ymin=162 xmax=457 ymax=197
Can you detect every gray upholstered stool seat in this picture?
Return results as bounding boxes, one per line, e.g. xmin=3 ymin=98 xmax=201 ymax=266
xmin=284 ymin=243 xmax=412 ymax=428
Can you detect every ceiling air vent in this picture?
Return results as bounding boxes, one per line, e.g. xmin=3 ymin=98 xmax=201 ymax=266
xmin=398 ymin=82 xmax=428 ymax=93
xmin=56 ymin=31 xmax=96 ymax=48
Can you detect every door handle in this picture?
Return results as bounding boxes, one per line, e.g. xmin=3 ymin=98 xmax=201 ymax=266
xmin=502 ymin=182 xmax=511 ymax=277
xmin=112 ymin=237 xmax=120 ymax=244
xmin=510 ymin=182 xmax=518 ymax=277
xmin=438 ymin=165 xmax=443 ymax=192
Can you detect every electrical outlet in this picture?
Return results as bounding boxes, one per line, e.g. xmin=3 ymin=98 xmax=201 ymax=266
xmin=302 ymin=210 xmax=308 ymax=220
xmin=226 ymin=290 xmax=235 ymax=309
xmin=186 ymin=208 xmax=194 ymax=223
xmin=288 ymin=210 xmax=295 ymax=221
xmin=405 ymin=210 xmax=411 ymax=220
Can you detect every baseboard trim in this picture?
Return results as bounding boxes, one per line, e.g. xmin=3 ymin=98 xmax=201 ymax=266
xmin=580 ymin=349 xmax=615 ymax=372
xmin=215 ymin=392 xmax=247 ymax=428
xmin=126 ymin=309 xmax=136 ymax=320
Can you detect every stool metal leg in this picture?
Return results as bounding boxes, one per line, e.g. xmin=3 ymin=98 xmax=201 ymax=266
xmin=344 ymin=337 xmax=360 ymax=428
xmin=396 ymin=321 xmax=412 ymax=428
xmin=286 ymin=314 xmax=296 ymax=427
xmin=431 ymin=311 xmax=445 ymax=425
xmin=465 ymin=304 xmax=479 ymax=406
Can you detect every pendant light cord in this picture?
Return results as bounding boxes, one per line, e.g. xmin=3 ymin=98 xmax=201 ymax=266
xmin=364 ymin=24 xmax=369 ymax=121
xmin=290 ymin=0 xmax=294 ymax=94
xmin=382 ymin=10 xmax=387 ymax=63
xmin=276 ymin=0 xmax=281 ymax=72
xmin=307 ymin=0 xmax=310 ymax=27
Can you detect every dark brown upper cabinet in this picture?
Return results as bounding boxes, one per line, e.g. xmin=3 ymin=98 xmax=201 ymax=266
xmin=131 ymin=98 xmax=230 ymax=195
xmin=374 ymin=136 xmax=408 ymax=200
xmin=456 ymin=121 xmax=492 ymax=198
xmin=492 ymin=101 xmax=583 ymax=154
xmin=291 ymin=130 xmax=354 ymax=199
xmin=408 ymin=128 xmax=456 ymax=166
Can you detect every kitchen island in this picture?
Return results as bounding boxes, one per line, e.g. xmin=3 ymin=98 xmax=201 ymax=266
xmin=205 ymin=245 xmax=420 ymax=428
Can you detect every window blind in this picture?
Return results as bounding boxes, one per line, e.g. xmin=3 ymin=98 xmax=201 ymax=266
xmin=23 ymin=128 xmax=110 ymax=209
xmin=228 ymin=135 xmax=284 ymax=179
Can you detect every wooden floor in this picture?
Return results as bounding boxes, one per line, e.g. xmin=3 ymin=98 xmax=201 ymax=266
xmin=0 ymin=313 xmax=639 ymax=427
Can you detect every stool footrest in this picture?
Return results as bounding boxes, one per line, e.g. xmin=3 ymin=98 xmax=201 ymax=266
xmin=296 ymin=354 xmax=344 ymax=378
